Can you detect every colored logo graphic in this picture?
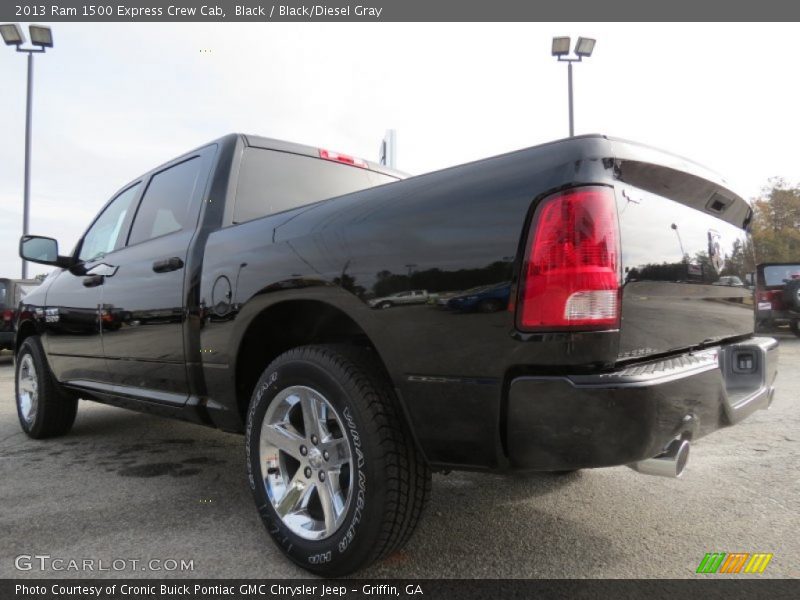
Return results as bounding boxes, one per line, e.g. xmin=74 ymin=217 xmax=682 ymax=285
xmin=696 ymin=552 xmax=773 ymax=574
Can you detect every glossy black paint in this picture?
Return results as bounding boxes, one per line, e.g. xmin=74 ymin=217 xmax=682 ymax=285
xmin=18 ymin=133 xmax=761 ymax=472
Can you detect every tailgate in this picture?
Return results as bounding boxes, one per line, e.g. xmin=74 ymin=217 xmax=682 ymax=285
xmin=609 ymin=143 xmax=754 ymax=360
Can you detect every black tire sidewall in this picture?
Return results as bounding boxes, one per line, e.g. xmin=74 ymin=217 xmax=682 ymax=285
xmin=245 ymin=352 xmax=384 ymax=575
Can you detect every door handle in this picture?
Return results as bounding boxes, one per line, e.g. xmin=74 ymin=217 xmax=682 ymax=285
xmin=82 ymin=275 xmax=104 ymax=288
xmin=152 ymin=257 xmax=184 ymax=273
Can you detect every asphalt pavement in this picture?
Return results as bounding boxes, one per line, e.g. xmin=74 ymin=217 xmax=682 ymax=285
xmin=0 ymin=336 xmax=798 ymax=579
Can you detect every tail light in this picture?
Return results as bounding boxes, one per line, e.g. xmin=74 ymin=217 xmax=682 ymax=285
xmin=757 ymin=290 xmax=783 ymax=310
xmin=318 ymin=148 xmax=368 ymax=168
xmin=517 ymin=185 xmax=620 ymax=331
xmin=2 ymin=309 xmax=13 ymax=322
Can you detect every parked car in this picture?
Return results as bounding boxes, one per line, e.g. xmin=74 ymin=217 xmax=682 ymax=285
xmin=15 ymin=133 xmax=777 ymax=576
xmin=368 ymin=289 xmax=429 ymax=309
xmin=0 ymin=277 xmax=40 ymax=351
xmin=446 ymin=281 xmax=511 ymax=312
xmin=436 ymin=284 xmax=491 ymax=307
xmin=713 ymin=275 xmax=745 ymax=287
xmin=755 ymin=262 xmax=800 ymax=336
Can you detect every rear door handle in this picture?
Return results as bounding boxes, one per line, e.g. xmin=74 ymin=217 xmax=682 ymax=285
xmin=82 ymin=275 xmax=104 ymax=288
xmin=152 ymin=257 xmax=184 ymax=273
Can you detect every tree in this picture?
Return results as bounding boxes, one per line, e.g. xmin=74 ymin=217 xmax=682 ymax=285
xmin=750 ymin=178 xmax=800 ymax=264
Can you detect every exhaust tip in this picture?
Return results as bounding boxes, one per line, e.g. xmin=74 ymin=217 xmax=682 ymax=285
xmin=628 ymin=439 xmax=690 ymax=479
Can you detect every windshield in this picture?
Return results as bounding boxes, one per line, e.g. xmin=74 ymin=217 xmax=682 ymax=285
xmin=763 ymin=265 xmax=800 ymax=287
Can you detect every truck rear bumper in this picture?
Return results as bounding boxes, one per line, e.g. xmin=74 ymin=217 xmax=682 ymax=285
xmin=506 ymin=337 xmax=778 ymax=471
xmin=0 ymin=331 xmax=14 ymax=350
xmin=757 ymin=308 xmax=798 ymax=324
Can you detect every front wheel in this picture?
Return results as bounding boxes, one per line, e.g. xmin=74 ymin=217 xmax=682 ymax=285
xmin=246 ymin=345 xmax=431 ymax=576
xmin=15 ymin=336 xmax=78 ymax=439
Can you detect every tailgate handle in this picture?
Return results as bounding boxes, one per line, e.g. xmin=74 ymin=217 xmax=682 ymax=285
xmin=82 ymin=275 xmax=104 ymax=288
xmin=152 ymin=257 xmax=184 ymax=273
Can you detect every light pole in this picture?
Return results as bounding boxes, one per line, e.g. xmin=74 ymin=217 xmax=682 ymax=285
xmin=671 ymin=223 xmax=687 ymax=259
xmin=551 ymin=36 xmax=595 ymax=137
xmin=1 ymin=23 xmax=54 ymax=279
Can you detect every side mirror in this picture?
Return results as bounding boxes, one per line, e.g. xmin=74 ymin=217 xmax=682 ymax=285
xmin=19 ymin=235 xmax=73 ymax=268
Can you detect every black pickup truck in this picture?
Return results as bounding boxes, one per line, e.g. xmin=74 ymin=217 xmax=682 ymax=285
xmin=15 ymin=134 xmax=778 ymax=575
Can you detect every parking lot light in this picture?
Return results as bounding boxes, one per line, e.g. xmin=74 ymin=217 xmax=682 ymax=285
xmin=0 ymin=23 xmax=25 ymax=45
xmin=28 ymin=25 xmax=53 ymax=48
xmin=1 ymin=23 xmax=53 ymax=279
xmin=551 ymin=35 xmax=596 ymax=137
xmin=575 ymin=37 xmax=596 ymax=57
xmin=551 ymin=36 xmax=570 ymax=57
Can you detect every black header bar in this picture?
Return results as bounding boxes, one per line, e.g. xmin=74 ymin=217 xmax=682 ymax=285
xmin=3 ymin=0 xmax=800 ymax=22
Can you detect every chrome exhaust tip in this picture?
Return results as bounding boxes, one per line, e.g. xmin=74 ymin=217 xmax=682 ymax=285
xmin=628 ymin=439 xmax=690 ymax=478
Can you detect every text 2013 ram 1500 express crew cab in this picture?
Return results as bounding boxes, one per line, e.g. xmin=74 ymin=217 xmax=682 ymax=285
xmin=15 ymin=134 xmax=778 ymax=575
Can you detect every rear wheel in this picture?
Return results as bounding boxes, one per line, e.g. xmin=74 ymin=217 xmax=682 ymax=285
xmin=246 ymin=344 xmax=430 ymax=576
xmin=15 ymin=336 xmax=78 ymax=439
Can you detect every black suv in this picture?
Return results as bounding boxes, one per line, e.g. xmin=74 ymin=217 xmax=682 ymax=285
xmin=755 ymin=262 xmax=800 ymax=336
xmin=0 ymin=278 xmax=40 ymax=351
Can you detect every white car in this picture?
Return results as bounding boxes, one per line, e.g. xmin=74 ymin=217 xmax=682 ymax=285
xmin=368 ymin=290 xmax=429 ymax=309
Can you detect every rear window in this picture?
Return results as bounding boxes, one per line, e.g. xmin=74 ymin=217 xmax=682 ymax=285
xmin=233 ymin=148 xmax=398 ymax=224
xmin=0 ymin=283 xmax=7 ymax=308
xmin=763 ymin=265 xmax=800 ymax=286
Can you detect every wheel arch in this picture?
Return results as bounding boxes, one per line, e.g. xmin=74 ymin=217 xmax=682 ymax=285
xmin=15 ymin=319 xmax=38 ymax=353
xmin=232 ymin=298 xmax=398 ymax=425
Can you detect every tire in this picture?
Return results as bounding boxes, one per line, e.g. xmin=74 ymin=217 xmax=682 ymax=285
xmin=783 ymin=280 xmax=800 ymax=310
xmin=377 ymin=302 xmax=392 ymax=310
xmin=790 ymin=320 xmax=800 ymax=338
xmin=15 ymin=336 xmax=78 ymax=439
xmin=246 ymin=344 xmax=431 ymax=576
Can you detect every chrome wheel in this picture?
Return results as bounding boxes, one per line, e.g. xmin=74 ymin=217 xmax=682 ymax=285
xmin=259 ymin=385 xmax=353 ymax=541
xmin=17 ymin=354 xmax=39 ymax=426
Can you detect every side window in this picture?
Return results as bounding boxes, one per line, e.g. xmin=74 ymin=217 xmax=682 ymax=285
xmin=128 ymin=157 xmax=204 ymax=246
xmin=79 ymin=183 xmax=140 ymax=262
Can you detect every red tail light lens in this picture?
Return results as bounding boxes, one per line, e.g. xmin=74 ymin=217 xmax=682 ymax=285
xmin=2 ymin=310 xmax=13 ymax=322
xmin=318 ymin=149 xmax=368 ymax=168
xmin=517 ymin=186 xmax=620 ymax=331
xmin=757 ymin=290 xmax=783 ymax=310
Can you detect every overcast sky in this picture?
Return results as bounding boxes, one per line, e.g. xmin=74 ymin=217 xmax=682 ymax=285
xmin=1 ymin=22 xmax=798 ymax=278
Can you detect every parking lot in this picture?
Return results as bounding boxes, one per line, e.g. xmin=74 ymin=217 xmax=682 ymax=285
xmin=0 ymin=335 xmax=798 ymax=579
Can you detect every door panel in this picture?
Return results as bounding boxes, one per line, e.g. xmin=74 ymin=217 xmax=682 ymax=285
xmin=99 ymin=149 xmax=214 ymax=401
xmin=99 ymin=230 xmax=193 ymax=397
xmin=42 ymin=269 xmax=104 ymax=383
xmin=43 ymin=182 xmax=142 ymax=383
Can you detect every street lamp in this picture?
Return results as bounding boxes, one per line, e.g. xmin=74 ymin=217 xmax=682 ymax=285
xmin=551 ymin=36 xmax=595 ymax=137
xmin=1 ymin=23 xmax=54 ymax=279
